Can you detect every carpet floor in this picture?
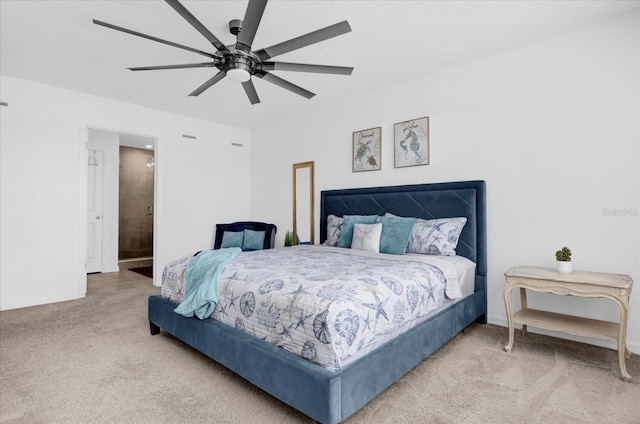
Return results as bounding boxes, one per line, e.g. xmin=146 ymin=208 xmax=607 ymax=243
xmin=1 ymin=269 xmax=638 ymax=423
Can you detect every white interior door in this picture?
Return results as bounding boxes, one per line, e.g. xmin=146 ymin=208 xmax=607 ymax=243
xmin=87 ymin=149 xmax=104 ymax=273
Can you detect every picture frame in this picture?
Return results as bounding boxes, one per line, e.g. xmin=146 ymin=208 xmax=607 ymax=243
xmin=352 ymin=127 xmax=381 ymax=172
xmin=394 ymin=116 xmax=429 ymax=168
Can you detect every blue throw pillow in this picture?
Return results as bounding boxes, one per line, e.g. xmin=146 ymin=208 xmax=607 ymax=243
xmin=380 ymin=216 xmax=417 ymax=255
xmin=220 ymin=231 xmax=244 ymax=248
xmin=243 ymin=229 xmax=265 ymax=251
xmin=337 ymin=215 xmax=379 ymax=248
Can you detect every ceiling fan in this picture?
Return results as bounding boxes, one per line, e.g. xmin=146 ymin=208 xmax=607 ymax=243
xmin=93 ymin=0 xmax=353 ymax=105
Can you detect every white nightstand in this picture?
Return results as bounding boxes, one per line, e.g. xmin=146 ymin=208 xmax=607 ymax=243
xmin=503 ymin=266 xmax=633 ymax=382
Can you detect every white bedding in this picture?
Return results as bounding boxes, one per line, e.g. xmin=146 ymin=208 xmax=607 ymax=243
xmin=403 ymin=253 xmax=477 ymax=297
xmin=161 ymin=245 xmax=475 ymax=370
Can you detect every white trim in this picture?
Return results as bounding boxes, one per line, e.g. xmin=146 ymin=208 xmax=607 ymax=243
xmin=118 ymin=257 xmax=153 ymax=263
xmin=78 ymin=122 xmax=88 ymax=298
xmin=100 ymin=266 xmax=121 ymax=273
xmin=152 ymin=136 xmax=160 ymax=287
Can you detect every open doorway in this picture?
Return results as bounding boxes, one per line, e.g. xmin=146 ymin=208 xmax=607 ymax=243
xmin=86 ymin=129 xmax=156 ymax=281
xmin=118 ymin=140 xmax=155 ymax=277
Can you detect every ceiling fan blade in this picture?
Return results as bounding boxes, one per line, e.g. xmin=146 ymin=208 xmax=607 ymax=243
xmin=189 ymin=71 xmax=226 ymax=96
xmin=236 ymin=0 xmax=268 ymax=53
xmin=255 ymin=71 xmax=315 ymax=99
xmin=128 ymin=62 xmax=218 ymax=71
xmin=261 ymin=61 xmax=353 ymax=75
xmin=242 ymin=80 xmax=261 ymax=105
xmin=255 ymin=20 xmax=351 ymax=61
xmin=93 ymin=19 xmax=216 ymax=59
xmin=164 ymin=0 xmax=230 ymax=53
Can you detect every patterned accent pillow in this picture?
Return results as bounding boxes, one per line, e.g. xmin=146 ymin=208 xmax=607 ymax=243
xmin=337 ymin=215 xmax=380 ymax=248
xmin=324 ymin=214 xmax=344 ymax=246
xmin=407 ymin=217 xmax=467 ymax=256
xmin=220 ymin=231 xmax=244 ymax=248
xmin=351 ymin=223 xmax=382 ymax=253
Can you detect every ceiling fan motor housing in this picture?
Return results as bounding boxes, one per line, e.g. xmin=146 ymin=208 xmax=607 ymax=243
xmin=223 ymin=55 xmax=256 ymax=75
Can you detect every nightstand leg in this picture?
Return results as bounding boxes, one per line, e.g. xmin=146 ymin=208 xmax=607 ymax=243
xmin=519 ymin=288 xmax=528 ymax=336
xmin=617 ymin=298 xmax=632 ymax=382
xmin=619 ymin=345 xmax=631 ymax=382
xmin=504 ymin=285 xmax=515 ymax=353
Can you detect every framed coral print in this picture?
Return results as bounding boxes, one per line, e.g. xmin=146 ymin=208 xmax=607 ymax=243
xmin=394 ymin=117 xmax=429 ymax=168
xmin=352 ymin=127 xmax=381 ymax=172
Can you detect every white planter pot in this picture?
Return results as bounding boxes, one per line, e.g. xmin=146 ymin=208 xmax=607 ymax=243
xmin=556 ymin=260 xmax=572 ymax=274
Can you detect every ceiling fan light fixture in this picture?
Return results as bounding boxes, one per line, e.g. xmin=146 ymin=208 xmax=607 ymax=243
xmin=226 ymin=68 xmax=251 ymax=82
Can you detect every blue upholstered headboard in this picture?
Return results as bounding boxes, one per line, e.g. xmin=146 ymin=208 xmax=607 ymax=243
xmin=320 ymin=181 xmax=487 ymax=290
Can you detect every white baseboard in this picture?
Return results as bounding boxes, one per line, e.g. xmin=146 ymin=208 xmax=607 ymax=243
xmin=0 ymin=292 xmax=84 ymax=311
xmin=118 ymin=257 xmax=153 ymax=263
xmin=488 ymin=313 xmax=639 ymax=355
xmin=101 ymin=266 xmax=120 ymax=273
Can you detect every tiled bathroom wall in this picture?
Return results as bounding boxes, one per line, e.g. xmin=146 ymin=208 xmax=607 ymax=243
xmin=119 ymin=146 xmax=154 ymax=260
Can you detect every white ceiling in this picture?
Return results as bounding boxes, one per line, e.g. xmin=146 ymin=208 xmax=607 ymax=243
xmin=1 ymin=0 xmax=638 ymax=130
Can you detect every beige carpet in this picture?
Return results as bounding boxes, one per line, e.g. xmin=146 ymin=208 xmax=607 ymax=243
xmin=1 ymin=270 xmax=639 ymax=424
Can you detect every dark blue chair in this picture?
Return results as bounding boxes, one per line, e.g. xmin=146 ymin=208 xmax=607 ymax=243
xmin=213 ymin=221 xmax=277 ymax=250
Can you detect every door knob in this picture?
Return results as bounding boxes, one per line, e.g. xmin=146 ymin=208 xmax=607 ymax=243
xmin=96 ymin=216 xmax=101 ymax=220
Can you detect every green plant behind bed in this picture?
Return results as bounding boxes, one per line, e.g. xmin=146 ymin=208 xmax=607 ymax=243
xmin=284 ymin=230 xmax=294 ymax=247
xmin=555 ymin=246 xmax=572 ymax=262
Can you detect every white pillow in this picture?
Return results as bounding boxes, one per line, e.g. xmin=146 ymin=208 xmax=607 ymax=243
xmin=351 ymin=223 xmax=382 ymax=253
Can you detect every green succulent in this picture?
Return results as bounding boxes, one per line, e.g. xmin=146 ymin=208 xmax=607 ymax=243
xmin=284 ymin=230 xmax=294 ymax=247
xmin=555 ymin=246 xmax=572 ymax=262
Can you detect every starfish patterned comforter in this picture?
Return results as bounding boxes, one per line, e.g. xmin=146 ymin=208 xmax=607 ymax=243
xmin=161 ymin=245 xmax=465 ymax=371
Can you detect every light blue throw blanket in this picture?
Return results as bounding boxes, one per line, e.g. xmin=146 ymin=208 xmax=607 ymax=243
xmin=174 ymin=247 xmax=241 ymax=320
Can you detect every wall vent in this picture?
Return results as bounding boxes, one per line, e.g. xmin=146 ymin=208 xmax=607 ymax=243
xmin=0 ymin=102 xmax=8 ymax=107
xmin=231 ymin=142 xmax=243 ymax=147
xmin=182 ymin=134 xmax=196 ymax=140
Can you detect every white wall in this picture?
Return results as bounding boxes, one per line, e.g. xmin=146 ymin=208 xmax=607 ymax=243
xmin=250 ymin=13 xmax=640 ymax=351
xmin=0 ymin=11 xmax=636 ymax=354
xmin=88 ymin=128 xmax=120 ymax=273
xmin=0 ymin=76 xmax=251 ymax=310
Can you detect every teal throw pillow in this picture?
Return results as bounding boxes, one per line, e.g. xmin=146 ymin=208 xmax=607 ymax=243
xmin=337 ymin=215 xmax=379 ymax=248
xmin=243 ymin=229 xmax=265 ymax=251
xmin=220 ymin=231 xmax=244 ymax=248
xmin=380 ymin=216 xmax=417 ymax=255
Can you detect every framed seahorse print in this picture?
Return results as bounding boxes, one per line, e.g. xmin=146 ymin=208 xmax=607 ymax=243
xmin=394 ymin=117 xmax=429 ymax=168
xmin=352 ymin=127 xmax=381 ymax=172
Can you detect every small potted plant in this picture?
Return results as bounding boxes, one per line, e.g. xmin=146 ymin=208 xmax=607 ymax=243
xmin=284 ymin=230 xmax=294 ymax=247
xmin=555 ymin=246 xmax=572 ymax=274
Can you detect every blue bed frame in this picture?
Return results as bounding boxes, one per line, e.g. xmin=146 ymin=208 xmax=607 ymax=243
xmin=148 ymin=180 xmax=487 ymax=423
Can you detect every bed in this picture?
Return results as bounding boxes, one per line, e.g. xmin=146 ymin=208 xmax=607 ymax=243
xmin=148 ymin=180 xmax=487 ymax=423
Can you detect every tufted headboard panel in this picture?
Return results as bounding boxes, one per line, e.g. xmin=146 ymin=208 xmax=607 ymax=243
xmin=320 ymin=181 xmax=486 ymax=280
